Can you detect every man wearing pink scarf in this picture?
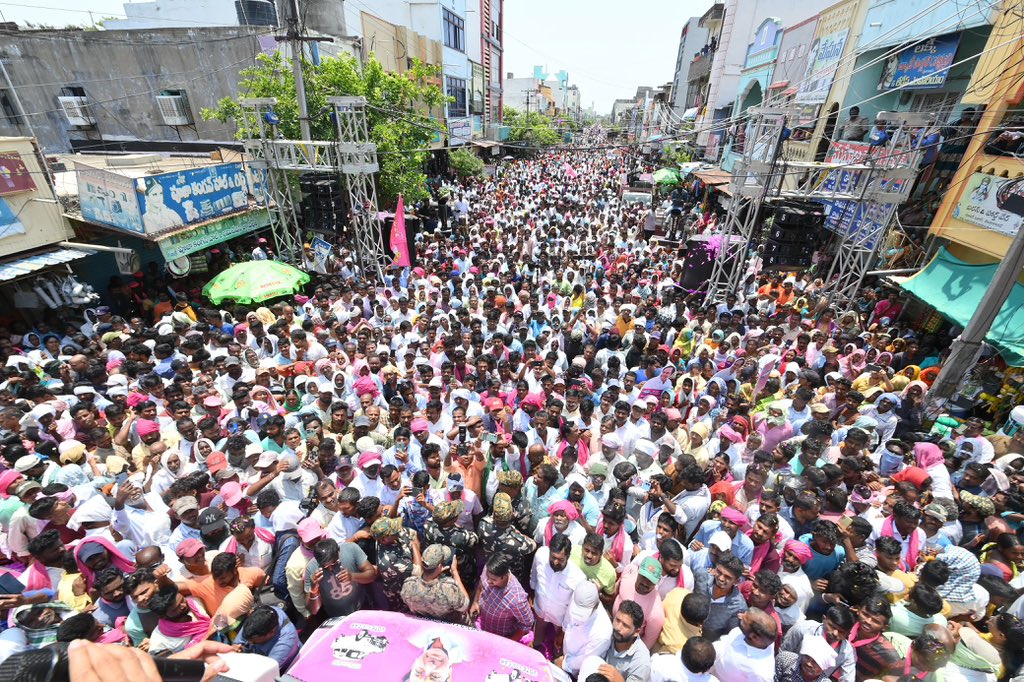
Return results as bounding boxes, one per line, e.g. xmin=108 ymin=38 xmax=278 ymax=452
xmin=147 ymin=583 xmax=212 ymax=655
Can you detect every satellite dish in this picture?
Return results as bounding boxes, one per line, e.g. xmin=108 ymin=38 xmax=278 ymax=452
xmin=166 ymin=257 xmax=192 ymax=278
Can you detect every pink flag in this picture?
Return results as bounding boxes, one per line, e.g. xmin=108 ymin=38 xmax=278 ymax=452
xmin=563 ymin=163 xmax=577 ymax=179
xmin=390 ymin=195 xmax=411 ymax=267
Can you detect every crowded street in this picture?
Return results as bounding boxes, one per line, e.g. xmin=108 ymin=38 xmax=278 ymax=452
xmin=0 ymin=1 xmax=1022 ymax=681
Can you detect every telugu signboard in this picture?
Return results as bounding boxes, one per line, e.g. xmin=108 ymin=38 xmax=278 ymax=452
xmin=77 ymin=163 xmax=145 ymax=234
xmin=878 ymin=33 xmax=960 ymax=91
xmin=157 ymin=209 xmax=270 ymax=261
xmin=0 ymin=151 xmax=37 ymax=196
xmin=952 ymin=173 xmax=1024 ymax=237
xmin=820 ymin=141 xmax=906 ymax=248
xmin=139 ymin=162 xmax=251 ymax=233
xmin=795 ymin=29 xmax=849 ymax=105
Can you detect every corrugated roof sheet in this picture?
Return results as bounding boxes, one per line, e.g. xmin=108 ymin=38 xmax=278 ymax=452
xmin=0 ymin=247 xmax=95 ymax=282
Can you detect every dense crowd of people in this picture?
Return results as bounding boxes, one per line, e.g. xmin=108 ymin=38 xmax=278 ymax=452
xmin=0 ymin=133 xmax=1022 ymax=682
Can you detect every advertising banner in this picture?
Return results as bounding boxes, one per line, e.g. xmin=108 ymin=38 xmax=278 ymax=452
xmin=448 ymin=117 xmax=472 ymax=146
xmin=310 ymin=237 xmax=333 ymax=268
xmin=0 ymin=151 xmax=37 ymax=196
xmin=820 ymin=141 xmax=906 ymax=248
xmin=952 ymin=173 xmax=1024 ymax=237
xmin=878 ymin=33 xmax=960 ymax=90
xmin=157 ymin=209 xmax=270 ymax=261
xmin=285 ymin=610 xmax=553 ymax=682
xmin=139 ymin=162 xmax=251 ymax=233
xmin=77 ymin=164 xmax=145 ymax=234
xmin=0 ymin=197 xmax=25 ymax=240
xmin=795 ymin=29 xmax=849 ymax=104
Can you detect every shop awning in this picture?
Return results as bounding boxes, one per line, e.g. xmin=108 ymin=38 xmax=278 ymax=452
xmin=471 ymin=140 xmax=500 ymax=149
xmin=0 ymin=247 xmax=95 ymax=282
xmin=768 ymin=80 xmax=789 ymax=90
xmin=900 ymin=247 xmax=1024 ymax=366
xmin=782 ymin=87 xmax=798 ymax=97
xmin=693 ymin=167 xmax=733 ymax=186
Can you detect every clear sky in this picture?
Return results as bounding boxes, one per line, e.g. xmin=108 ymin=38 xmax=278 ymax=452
xmin=503 ymin=0 xmax=714 ymax=114
xmin=3 ymin=0 xmax=715 ymax=113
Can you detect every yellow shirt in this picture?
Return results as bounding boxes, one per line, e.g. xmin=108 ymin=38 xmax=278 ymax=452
xmin=58 ymin=572 xmax=93 ymax=612
xmin=655 ymin=588 xmax=703 ymax=654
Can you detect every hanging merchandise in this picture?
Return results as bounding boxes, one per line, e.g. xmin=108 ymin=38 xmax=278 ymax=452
xmin=33 ymin=278 xmax=59 ymax=309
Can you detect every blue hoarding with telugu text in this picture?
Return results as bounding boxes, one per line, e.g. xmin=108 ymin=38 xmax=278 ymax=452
xmin=138 ymin=162 xmax=252 ymax=233
xmin=878 ymin=32 xmax=960 ymax=90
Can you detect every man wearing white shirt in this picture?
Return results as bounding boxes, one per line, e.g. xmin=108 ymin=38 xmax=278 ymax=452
xmin=531 ymin=534 xmax=585 ymax=656
xmin=560 ymin=581 xmax=613 ymax=677
xmin=651 ymin=636 xmax=721 ymax=682
xmin=711 ymin=610 xmax=776 ymax=682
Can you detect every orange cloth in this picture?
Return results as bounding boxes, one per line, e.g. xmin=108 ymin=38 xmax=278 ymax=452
xmin=182 ymin=566 xmax=266 ymax=617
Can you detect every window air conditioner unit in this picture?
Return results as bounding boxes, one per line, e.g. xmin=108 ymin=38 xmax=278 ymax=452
xmin=156 ymin=94 xmax=192 ymax=126
xmin=58 ymin=96 xmax=95 ymax=126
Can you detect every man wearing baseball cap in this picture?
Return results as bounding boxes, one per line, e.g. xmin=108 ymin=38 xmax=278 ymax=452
xmin=400 ymin=543 xmax=470 ymax=624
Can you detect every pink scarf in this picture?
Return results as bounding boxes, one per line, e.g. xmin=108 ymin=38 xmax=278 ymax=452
xmin=222 ymin=527 xmax=275 ymax=555
xmin=655 ymin=551 xmax=687 ymax=588
xmin=746 ymin=529 xmax=782 ymax=574
xmin=157 ymin=597 xmax=212 ymax=648
xmin=545 ymin=501 xmax=580 ymax=544
xmin=74 ymin=537 xmax=137 ymax=589
xmin=848 ymin=623 xmax=881 ymax=649
xmin=557 ymin=438 xmax=590 ymax=466
xmin=97 ymin=617 xmax=129 ymax=644
xmin=597 ymin=517 xmax=627 ymax=564
xmin=881 ymin=515 xmax=920 ymax=571
xmin=22 ymin=561 xmax=53 ymax=591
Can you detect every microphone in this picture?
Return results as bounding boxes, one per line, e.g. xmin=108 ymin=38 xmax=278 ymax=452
xmin=0 ymin=643 xmax=206 ymax=682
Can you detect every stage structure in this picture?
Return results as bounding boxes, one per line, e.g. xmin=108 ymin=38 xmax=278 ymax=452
xmin=239 ymin=96 xmax=387 ymax=281
xmin=703 ymin=107 xmax=934 ymax=305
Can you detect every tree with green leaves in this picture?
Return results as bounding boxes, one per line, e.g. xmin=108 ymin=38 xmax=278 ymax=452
xmin=503 ymin=106 xmax=561 ymax=148
xmin=448 ymin=148 xmax=484 ymax=179
xmin=203 ymin=52 xmax=447 ymax=207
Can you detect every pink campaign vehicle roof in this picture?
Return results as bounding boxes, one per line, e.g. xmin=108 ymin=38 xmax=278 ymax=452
xmin=283 ymin=610 xmax=554 ymax=682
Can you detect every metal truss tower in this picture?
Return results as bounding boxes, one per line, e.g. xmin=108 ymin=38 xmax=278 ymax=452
xmin=238 ymin=96 xmax=386 ymax=280
xmin=704 ymin=107 xmax=797 ymax=303
xmin=702 ymin=108 xmax=933 ymax=305
xmin=328 ymin=96 xmax=387 ymax=282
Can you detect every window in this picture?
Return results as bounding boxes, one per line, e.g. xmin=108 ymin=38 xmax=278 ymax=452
xmin=155 ymin=89 xmax=192 ymax=126
xmin=909 ymin=92 xmax=960 ymax=121
xmin=797 ymin=43 xmax=806 ymax=58
xmin=58 ymin=85 xmax=95 ymax=126
xmin=446 ymin=76 xmax=467 ymax=117
xmin=0 ymin=90 xmax=21 ymax=125
xmin=443 ymin=8 xmax=465 ymax=52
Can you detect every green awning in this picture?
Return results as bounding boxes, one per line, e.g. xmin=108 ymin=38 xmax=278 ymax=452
xmin=900 ymin=247 xmax=1024 ymax=366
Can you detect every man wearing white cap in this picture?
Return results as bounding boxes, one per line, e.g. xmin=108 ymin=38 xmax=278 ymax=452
xmin=559 ymin=580 xmax=613 ymax=677
xmin=632 ymin=438 xmax=663 ymax=479
xmin=597 ymin=433 xmax=627 ymax=471
xmin=774 ymin=634 xmax=837 ymax=682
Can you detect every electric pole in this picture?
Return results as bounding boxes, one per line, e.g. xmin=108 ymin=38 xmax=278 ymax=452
xmin=277 ymin=0 xmax=316 ymax=140
xmin=925 ymin=222 xmax=1024 ymax=410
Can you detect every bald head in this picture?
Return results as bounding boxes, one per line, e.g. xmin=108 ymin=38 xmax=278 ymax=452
xmin=70 ymin=354 xmax=89 ymax=371
xmin=923 ymin=623 xmax=955 ymax=651
xmin=528 ymin=444 xmax=547 ymax=459
xmin=135 ymin=545 xmax=162 ymax=569
xmin=740 ymin=607 xmax=776 ymax=649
